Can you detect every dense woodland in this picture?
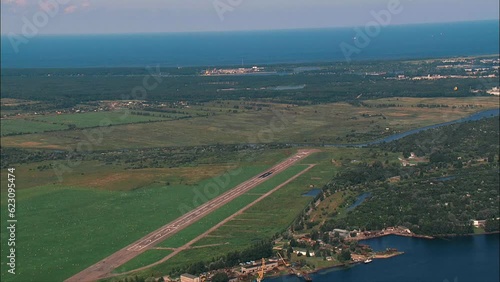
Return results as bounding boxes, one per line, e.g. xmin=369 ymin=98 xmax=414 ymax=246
xmin=377 ymin=116 xmax=499 ymax=161
xmin=323 ymin=166 xmax=499 ymax=235
xmin=2 ymin=59 xmax=497 ymax=110
xmin=319 ymin=117 xmax=500 ymax=236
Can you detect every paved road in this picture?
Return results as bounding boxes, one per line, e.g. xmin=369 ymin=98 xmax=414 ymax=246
xmin=66 ymin=149 xmax=318 ymax=282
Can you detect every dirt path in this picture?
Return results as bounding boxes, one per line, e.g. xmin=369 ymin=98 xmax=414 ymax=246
xmin=65 ymin=149 xmax=318 ymax=282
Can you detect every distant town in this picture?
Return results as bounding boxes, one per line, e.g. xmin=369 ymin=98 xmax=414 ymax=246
xmin=203 ymin=66 xmax=266 ymax=76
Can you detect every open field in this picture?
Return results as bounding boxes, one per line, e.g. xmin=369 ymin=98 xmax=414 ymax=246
xmin=32 ymin=111 xmax=171 ymax=128
xmin=361 ymin=97 xmax=499 ymax=107
xmin=156 ymin=165 xmax=309 ymax=249
xmin=0 ymin=161 xmax=280 ymax=282
xmin=0 ymin=119 xmax=68 ymax=135
xmin=1 ymin=111 xmax=177 ymax=136
xmin=114 ymin=250 xmax=173 ymax=274
xmin=1 ymin=97 xmax=498 ymax=150
xmin=66 ymin=150 xmax=316 ymax=281
xmin=0 ymin=161 xmax=235 ymax=192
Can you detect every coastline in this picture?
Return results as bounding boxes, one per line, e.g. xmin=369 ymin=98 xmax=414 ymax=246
xmin=346 ymin=228 xmax=500 ymax=242
xmin=264 ymin=232 xmax=500 ymax=282
xmin=264 ymin=251 xmax=405 ymax=281
xmin=264 ymin=232 xmax=500 ymax=281
xmin=345 ymin=227 xmax=435 ymax=242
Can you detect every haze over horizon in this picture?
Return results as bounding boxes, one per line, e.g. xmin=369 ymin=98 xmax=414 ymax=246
xmin=1 ymin=0 xmax=499 ymax=35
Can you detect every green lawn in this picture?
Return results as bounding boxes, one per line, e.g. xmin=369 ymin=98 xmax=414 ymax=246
xmin=473 ymin=227 xmax=486 ymax=234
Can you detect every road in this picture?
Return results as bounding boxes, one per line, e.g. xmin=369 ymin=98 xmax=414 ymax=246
xmin=66 ymin=149 xmax=318 ymax=282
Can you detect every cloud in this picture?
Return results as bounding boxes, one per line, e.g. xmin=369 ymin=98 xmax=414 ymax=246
xmin=1 ymin=0 xmax=27 ymax=6
xmin=81 ymin=1 xmax=90 ymax=8
xmin=64 ymin=4 xmax=77 ymax=14
xmin=38 ymin=0 xmax=55 ymax=12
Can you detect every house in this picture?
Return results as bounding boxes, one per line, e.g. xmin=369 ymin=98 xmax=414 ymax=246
xmin=293 ymin=248 xmax=315 ymax=257
xmin=471 ymin=220 xmax=487 ymax=228
xmin=180 ymin=273 xmax=200 ymax=282
xmin=331 ymin=229 xmax=350 ymax=238
xmin=297 ymin=237 xmax=316 ymax=246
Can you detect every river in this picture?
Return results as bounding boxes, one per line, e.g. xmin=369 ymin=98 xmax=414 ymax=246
xmin=289 ymin=108 xmax=500 ymax=148
xmin=265 ymin=234 xmax=500 ymax=282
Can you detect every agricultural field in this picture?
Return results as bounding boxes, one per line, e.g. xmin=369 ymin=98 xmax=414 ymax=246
xmin=0 ymin=111 xmax=177 ymax=136
xmin=0 ymin=119 xmax=68 ymax=136
xmin=31 ymin=111 xmax=171 ymax=128
xmin=1 ymin=97 xmax=498 ymax=150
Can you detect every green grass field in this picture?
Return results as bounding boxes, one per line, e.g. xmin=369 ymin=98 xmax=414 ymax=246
xmin=2 ymin=97 xmax=497 ymax=150
xmin=114 ymin=249 xmax=173 ymax=274
xmin=0 ymin=111 xmax=177 ymax=136
xmin=0 ymin=164 xmax=274 ymax=282
xmin=0 ymin=119 xmax=68 ymax=135
xmin=156 ymin=165 xmax=309 ymax=250
xmin=103 ymin=164 xmax=314 ymax=277
xmin=32 ymin=111 xmax=170 ymax=128
xmin=106 ymin=152 xmax=341 ymax=279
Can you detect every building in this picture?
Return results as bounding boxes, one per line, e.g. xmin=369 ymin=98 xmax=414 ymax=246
xmin=293 ymin=248 xmax=315 ymax=257
xmin=180 ymin=273 xmax=200 ymax=282
xmin=240 ymin=260 xmax=279 ymax=274
xmin=331 ymin=229 xmax=350 ymax=238
xmin=471 ymin=220 xmax=487 ymax=228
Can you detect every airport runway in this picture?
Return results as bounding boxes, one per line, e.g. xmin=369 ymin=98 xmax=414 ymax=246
xmin=66 ymin=149 xmax=318 ymax=282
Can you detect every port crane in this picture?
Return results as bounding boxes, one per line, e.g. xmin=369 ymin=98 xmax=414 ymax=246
xmin=256 ymin=258 xmax=265 ymax=282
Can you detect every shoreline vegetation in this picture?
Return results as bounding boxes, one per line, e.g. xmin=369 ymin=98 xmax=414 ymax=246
xmin=263 ymin=251 xmax=405 ymax=281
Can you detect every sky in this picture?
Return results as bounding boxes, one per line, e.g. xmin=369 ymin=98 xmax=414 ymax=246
xmin=1 ymin=0 xmax=499 ymax=35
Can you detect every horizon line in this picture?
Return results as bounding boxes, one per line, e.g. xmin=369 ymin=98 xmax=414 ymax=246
xmin=1 ymin=18 xmax=498 ymax=37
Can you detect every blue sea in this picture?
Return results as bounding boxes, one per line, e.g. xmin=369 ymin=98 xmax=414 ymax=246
xmin=1 ymin=20 xmax=499 ymax=68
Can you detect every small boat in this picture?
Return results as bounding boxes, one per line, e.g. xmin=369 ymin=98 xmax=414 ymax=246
xmin=364 ymin=259 xmax=372 ymax=264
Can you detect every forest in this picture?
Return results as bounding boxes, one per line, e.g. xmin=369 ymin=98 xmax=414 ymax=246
xmin=317 ymin=117 xmax=499 ymax=235
xmin=2 ymin=58 xmax=497 ymax=111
